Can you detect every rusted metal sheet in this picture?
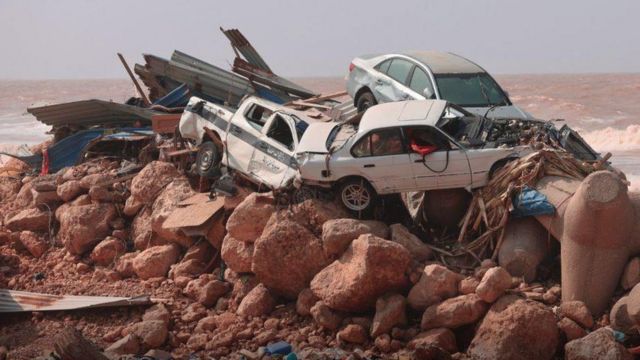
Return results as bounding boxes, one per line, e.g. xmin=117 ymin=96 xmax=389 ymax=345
xmin=151 ymin=114 xmax=182 ymax=134
xmin=163 ymin=195 xmax=225 ymax=229
xmin=0 ymin=289 xmax=151 ymax=313
xmin=27 ymin=100 xmax=157 ymax=128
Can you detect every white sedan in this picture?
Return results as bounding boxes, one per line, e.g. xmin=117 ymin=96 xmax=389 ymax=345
xmin=296 ymin=100 xmax=531 ymax=213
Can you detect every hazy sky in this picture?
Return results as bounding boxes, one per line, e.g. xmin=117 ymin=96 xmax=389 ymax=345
xmin=1 ymin=0 xmax=638 ymax=79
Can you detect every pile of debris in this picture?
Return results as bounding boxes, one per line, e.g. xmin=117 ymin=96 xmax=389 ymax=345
xmin=1 ymin=146 xmax=640 ymax=359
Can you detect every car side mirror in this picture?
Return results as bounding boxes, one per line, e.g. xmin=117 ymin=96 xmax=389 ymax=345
xmin=423 ymin=88 xmax=434 ymax=99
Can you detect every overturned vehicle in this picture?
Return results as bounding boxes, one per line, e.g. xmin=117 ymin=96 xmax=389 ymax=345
xmin=179 ymin=97 xmax=602 ymax=213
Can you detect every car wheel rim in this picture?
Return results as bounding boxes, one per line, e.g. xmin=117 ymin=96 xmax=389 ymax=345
xmin=342 ymin=183 xmax=371 ymax=211
xmin=199 ymin=149 xmax=214 ymax=172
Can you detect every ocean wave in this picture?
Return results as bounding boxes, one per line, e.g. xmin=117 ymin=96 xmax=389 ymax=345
xmin=579 ymin=125 xmax=640 ymax=152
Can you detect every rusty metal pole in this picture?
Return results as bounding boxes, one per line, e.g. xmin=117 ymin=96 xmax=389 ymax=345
xmin=117 ymin=53 xmax=150 ymax=106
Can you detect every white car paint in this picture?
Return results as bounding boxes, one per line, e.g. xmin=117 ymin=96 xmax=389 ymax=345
xmin=347 ymin=52 xmax=535 ymax=120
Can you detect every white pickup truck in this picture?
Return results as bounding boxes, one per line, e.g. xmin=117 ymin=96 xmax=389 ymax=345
xmin=179 ymin=96 xmax=319 ymax=189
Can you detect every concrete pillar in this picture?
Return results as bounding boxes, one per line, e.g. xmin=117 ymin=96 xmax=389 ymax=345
xmin=535 ymin=171 xmax=636 ymax=315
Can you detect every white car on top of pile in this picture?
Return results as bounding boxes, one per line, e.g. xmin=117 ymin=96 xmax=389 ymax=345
xmin=296 ymin=100 xmax=532 ymax=213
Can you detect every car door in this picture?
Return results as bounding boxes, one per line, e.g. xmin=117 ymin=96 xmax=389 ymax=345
xmin=373 ymin=58 xmax=414 ymax=103
xmin=404 ymin=126 xmax=472 ymax=190
xmin=406 ymin=65 xmax=436 ymax=100
xmin=247 ymin=113 xmax=299 ymax=189
xmin=349 ymin=127 xmax=415 ymax=193
xmin=225 ymin=102 xmax=272 ymax=174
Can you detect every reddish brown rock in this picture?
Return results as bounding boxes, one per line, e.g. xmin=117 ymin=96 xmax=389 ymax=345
xmin=5 ymin=207 xmax=50 ymax=232
xmin=194 ymin=316 xmax=217 ymax=333
xmin=459 ymin=277 xmax=480 ymax=295
xmin=374 ymin=334 xmax=392 ymax=353
xmin=205 ymin=216 xmax=225 ymax=249
xmin=558 ymin=317 xmax=587 ymax=341
xmin=181 ymin=303 xmax=207 ymax=323
xmin=169 ymin=259 xmax=207 ymax=279
xmin=56 ymin=180 xmax=84 ymax=202
xmin=184 ymin=277 xmax=231 ymax=307
xmin=311 ymin=234 xmax=411 ymax=312
xmin=128 ymin=320 xmax=168 ymax=349
xmin=124 ymin=196 xmax=143 ymax=217
xmin=221 ymin=235 xmax=254 ymax=274
xmin=31 ymin=189 xmax=61 ymax=206
xmin=559 ymin=301 xmax=594 ymax=329
xmin=150 ymin=178 xmax=197 ymax=247
xmin=18 ymin=231 xmax=48 ymax=258
xmin=408 ymin=328 xmax=457 ymax=354
xmin=408 ymin=264 xmax=462 ymax=311
xmin=105 ymin=334 xmax=140 ymax=356
xmin=115 ymin=252 xmax=138 ymax=278
xmin=338 ymin=324 xmax=368 ymax=344
xmin=129 ymin=161 xmax=180 ymax=205
xmin=476 ymin=266 xmax=512 ymax=303
xmin=310 ymin=301 xmax=343 ymax=330
xmin=237 ymin=284 xmax=276 ymax=317
xmin=421 ymin=294 xmax=488 ymax=330
xmin=132 ymin=244 xmax=180 ymax=280
xmin=389 ymin=223 xmax=433 ymax=261
xmin=88 ymin=186 xmax=118 ymax=203
xmin=79 ymin=173 xmax=112 ymax=190
xmin=90 ymin=237 xmax=125 ymax=266
xmin=0 ymin=177 xmax=21 ymax=201
xmin=58 ymin=203 xmax=117 ymax=254
xmin=226 ymin=192 xmax=275 ymax=243
xmin=131 ymin=206 xmax=166 ymax=250
xmin=564 ymin=327 xmax=632 ymax=360
xmin=321 ymin=218 xmax=389 ymax=260
xmin=467 ymin=295 xmax=558 ymax=360
xmin=296 ymin=288 xmax=319 ymax=316
xmin=371 ymin=293 xmax=407 ymax=338
xmin=142 ymin=304 xmax=171 ymax=327
xmin=253 ymin=219 xmax=329 ymax=299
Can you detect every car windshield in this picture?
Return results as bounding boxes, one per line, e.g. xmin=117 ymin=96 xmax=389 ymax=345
xmin=434 ymin=73 xmax=510 ymax=107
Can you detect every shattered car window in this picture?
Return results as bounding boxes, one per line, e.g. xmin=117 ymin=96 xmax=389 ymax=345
xmin=244 ymin=104 xmax=273 ymax=131
xmin=435 ymin=73 xmax=509 ymax=107
xmin=266 ymin=115 xmax=295 ymax=150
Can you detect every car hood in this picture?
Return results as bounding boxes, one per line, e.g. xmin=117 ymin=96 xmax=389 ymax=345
xmin=296 ymin=122 xmax=336 ymax=154
xmin=464 ymin=105 xmax=535 ymax=120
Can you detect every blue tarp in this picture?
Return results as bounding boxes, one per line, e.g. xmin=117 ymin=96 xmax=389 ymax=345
xmin=511 ymin=186 xmax=555 ymax=218
xmin=0 ymin=128 xmax=153 ymax=173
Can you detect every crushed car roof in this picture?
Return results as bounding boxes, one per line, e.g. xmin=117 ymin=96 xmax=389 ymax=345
xmin=358 ymin=100 xmax=448 ymax=134
xmin=404 ymin=51 xmax=484 ymax=74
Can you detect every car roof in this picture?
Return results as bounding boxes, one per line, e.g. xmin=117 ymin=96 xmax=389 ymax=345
xmin=358 ymin=100 xmax=448 ymax=134
xmin=402 ymin=51 xmax=485 ymax=74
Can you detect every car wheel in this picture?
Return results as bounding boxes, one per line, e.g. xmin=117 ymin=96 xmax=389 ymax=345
xmin=356 ymin=91 xmax=377 ymax=113
xmin=338 ymin=178 xmax=376 ymax=214
xmin=196 ymin=141 xmax=222 ymax=178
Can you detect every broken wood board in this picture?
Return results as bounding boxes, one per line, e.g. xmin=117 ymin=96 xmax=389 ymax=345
xmin=163 ymin=195 xmax=225 ymax=229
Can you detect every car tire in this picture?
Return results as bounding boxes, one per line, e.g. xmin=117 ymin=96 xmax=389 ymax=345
xmin=356 ymin=91 xmax=377 ymax=113
xmin=338 ymin=178 xmax=376 ymax=215
xmin=196 ymin=141 xmax=222 ymax=178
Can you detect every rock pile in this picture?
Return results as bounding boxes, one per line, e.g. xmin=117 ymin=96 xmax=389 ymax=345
xmin=0 ymin=156 xmax=637 ymax=359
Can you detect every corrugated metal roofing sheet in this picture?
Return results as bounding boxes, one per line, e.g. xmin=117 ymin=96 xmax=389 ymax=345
xmin=221 ymin=27 xmax=272 ymax=73
xmin=0 ymin=289 xmax=151 ymax=312
xmin=27 ymin=100 xmax=158 ymax=128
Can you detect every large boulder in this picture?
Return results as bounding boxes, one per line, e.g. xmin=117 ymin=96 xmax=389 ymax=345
xmin=150 ymin=178 xmax=197 ymax=247
xmin=127 ymin=320 xmax=168 ymax=349
xmin=389 ymin=224 xmax=433 ymax=261
xmin=132 ymin=244 xmax=181 ymax=279
xmin=184 ymin=276 xmax=231 ymax=307
xmin=252 ymin=219 xmax=329 ymax=299
xmin=5 ymin=207 xmax=50 ymax=232
xmin=321 ymin=218 xmax=389 ymax=260
xmin=129 ymin=161 xmax=179 ymax=205
xmin=58 ymin=203 xmax=117 ymax=254
xmin=564 ymin=327 xmax=632 ymax=360
xmin=467 ymin=295 xmax=559 ymax=360
xmin=408 ymin=264 xmax=462 ymax=311
xmin=131 ymin=206 xmax=167 ymax=250
xmin=221 ymin=235 xmax=254 ymax=274
xmin=408 ymin=328 xmax=457 ymax=354
xmin=310 ymin=234 xmax=411 ymax=312
xmin=0 ymin=177 xmax=21 ymax=202
xmin=225 ymin=192 xmax=275 ymax=243
xmin=421 ymin=293 xmax=488 ymax=330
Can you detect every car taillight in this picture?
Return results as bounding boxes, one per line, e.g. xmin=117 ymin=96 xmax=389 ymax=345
xmin=349 ymin=62 xmax=355 ymax=72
